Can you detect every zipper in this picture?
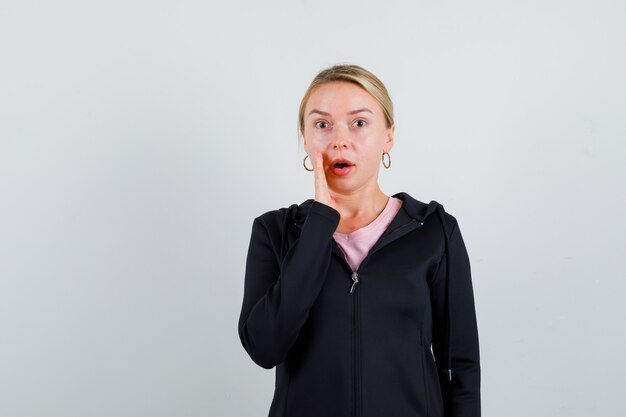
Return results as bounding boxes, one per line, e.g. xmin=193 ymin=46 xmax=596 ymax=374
xmin=353 ymin=284 xmax=361 ymax=417
xmin=350 ymin=271 xmax=359 ymax=293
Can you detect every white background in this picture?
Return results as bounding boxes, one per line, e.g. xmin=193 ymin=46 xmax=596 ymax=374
xmin=1 ymin=1 xmax=625 ymax=416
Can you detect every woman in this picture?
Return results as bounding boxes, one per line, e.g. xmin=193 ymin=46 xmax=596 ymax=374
xmin=238 ymin=64 xmax=480 ymax=417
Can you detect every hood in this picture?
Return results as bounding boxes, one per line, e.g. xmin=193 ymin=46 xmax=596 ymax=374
xmin=286 ymin=191 xmax=454 ymax=381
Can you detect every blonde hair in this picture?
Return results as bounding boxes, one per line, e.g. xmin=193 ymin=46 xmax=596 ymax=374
xmin=298 ymin=64 xmax=394 ymax=138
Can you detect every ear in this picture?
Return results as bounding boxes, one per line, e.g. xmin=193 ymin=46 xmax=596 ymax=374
xmin=384 ymin=125 xmax=395 ymax=153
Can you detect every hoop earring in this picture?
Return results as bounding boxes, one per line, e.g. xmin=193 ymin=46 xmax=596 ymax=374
xmin=382 ymin=151 xmax=391 ymax=169
xmin=303 ymin=155 xmax=314 ymax=172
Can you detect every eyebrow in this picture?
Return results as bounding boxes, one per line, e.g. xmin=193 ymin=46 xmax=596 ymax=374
xmin=307 ymin=108 xmax=374 ymax=117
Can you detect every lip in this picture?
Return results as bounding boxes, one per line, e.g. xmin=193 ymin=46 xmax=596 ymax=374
xmin=330 ymin=165 xmax=354 ymax=176
xmin=329 ymin=158 xmax=355 ymax=167
xmin=329 ymin=158 xmax=355 ymax=176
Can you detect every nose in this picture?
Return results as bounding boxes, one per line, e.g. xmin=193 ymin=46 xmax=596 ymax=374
xmin=332 ymin=126 xmax=349 ymax=149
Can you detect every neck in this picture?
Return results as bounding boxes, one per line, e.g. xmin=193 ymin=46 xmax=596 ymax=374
xmin=330 ymin=183 xmax=390 ymax=219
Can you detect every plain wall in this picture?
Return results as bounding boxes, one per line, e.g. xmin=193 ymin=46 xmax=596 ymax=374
xmin=1 ymin=0 xmax=625 ymax=416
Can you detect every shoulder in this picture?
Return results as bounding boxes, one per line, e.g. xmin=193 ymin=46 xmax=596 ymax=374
xmin=253 ymin=202 xmax=299 ymax=229
xmin=251 ymin=199 xmax=341 ymax=244
xmin=251 ymin=198 xmax=314 ymax=231
xmin=255 ymin=199 xmax=339 ymax=225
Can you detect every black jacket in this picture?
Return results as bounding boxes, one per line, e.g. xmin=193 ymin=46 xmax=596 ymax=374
xmin=238 ymin=192 xmax=480 ymax=417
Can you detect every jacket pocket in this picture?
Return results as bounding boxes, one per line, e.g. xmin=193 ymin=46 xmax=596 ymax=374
xmin=420 ymin=347 xmax=431 ymax=416
xmin=424 ymin=346 xmax=444 ymax=417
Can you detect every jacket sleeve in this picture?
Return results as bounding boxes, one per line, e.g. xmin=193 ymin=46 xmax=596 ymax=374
xmin=238 ymin=201 xmax=340 ymax=369
xmin=430 ymin=215 xmax=481 ymax=417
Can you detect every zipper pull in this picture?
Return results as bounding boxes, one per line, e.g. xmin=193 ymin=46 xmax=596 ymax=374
xmin=349 ymin=271 xmax=359 ymax=294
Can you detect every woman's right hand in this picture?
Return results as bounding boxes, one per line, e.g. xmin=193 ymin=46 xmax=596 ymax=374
xmin=314 ymin=152 xmax=338 ymax=212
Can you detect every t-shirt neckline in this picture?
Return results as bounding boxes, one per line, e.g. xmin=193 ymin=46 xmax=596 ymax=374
xmin=333 ymin=196 xmax=399 ymax=240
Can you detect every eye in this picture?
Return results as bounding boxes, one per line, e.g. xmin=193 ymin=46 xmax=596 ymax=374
xmin=315 ymin=120 xmax=329 ymax=129
xmin=354 ymin=119 xmax=367 ymax=128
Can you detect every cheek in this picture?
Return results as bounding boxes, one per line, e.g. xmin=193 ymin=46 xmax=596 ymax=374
xmin=303 ymin=139 xmax=319 ymax=157
xmin=303 ymin=132 xmax=327 ymax=149
xmin=360 ymin=144 xmax=384 ymax=167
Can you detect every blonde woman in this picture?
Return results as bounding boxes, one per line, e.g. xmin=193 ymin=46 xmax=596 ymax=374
xmin=238 ymin=64 xmax=480 ymax=417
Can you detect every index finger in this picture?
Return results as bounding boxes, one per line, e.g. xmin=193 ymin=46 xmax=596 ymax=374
xmin=315 ymin=152 xmax=327 ymax=182
xmin=315 ymin=152 xmax=324 ymax=175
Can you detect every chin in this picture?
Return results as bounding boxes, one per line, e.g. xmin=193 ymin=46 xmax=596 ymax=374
xmin=328 ymin=180 xmax=359 ymax=193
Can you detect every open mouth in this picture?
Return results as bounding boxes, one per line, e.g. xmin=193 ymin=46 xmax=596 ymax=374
xmin=330 ymin=160 xmax=354 ymax=176
xmin=333 ymin=162 xmax=352 ymax=168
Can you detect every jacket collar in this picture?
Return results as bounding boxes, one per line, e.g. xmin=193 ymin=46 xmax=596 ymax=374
xmin=291 ymin=191 xmax=443 ymax=227
xmin=391 ymin=192 xmax=443 ymax=222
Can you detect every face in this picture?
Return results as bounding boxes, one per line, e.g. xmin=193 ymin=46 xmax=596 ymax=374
xmin=302 ymin=81 xmax=394 ymax=193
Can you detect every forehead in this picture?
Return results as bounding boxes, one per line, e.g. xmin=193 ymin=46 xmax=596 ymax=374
xmin=305 ymin=81 xmax=381 ymax=115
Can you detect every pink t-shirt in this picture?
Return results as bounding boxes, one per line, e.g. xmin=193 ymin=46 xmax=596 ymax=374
xmin=333 ymin=196 xmax=403 ymax=272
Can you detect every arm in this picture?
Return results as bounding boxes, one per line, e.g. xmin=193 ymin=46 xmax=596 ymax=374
xmin=238 ymin=201 xmax=340 ymax=369
xmin=430 ymin=216 xmax=481 ymax=417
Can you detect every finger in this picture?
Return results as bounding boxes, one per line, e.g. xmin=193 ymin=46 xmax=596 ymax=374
xmin=315 ymin=152 xmax=326 ymax=186
xmin=314 ymin=152 xmax=328 ymax=201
